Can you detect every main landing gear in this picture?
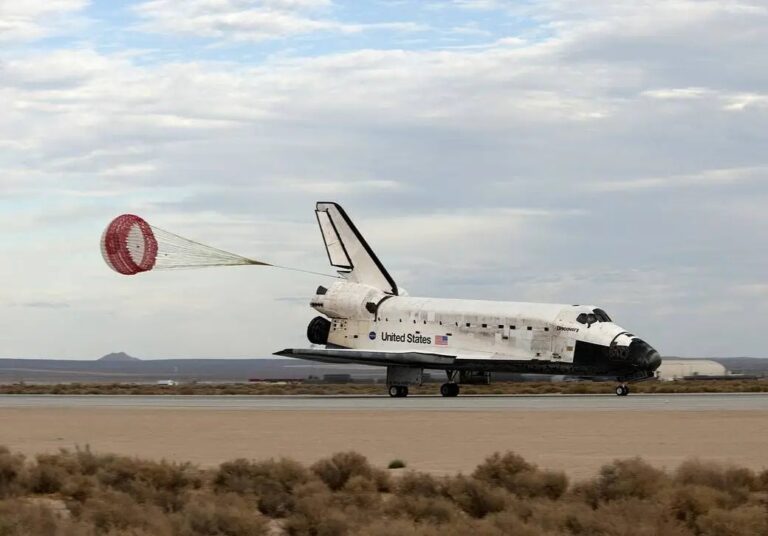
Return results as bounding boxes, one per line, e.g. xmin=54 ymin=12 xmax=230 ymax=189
xmin=615 ymin=384 xmax=631 ymax=396
xmin=440 ymin=370 xmax=460 ymax=397
xmin=388 ymin=385 xmax=409 ymax=398
xmin=440 ymin=383 xmax=460 ymax=397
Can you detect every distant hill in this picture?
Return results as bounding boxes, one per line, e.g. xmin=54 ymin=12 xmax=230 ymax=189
xmin=98 ymin=352 xmax=141 ymax=363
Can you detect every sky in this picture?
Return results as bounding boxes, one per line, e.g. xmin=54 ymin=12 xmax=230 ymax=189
xmin=1 ymin=0 xmax=766 ymax=359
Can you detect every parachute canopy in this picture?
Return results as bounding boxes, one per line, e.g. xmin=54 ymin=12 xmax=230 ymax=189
xmin=101 ymin=214 xmax=269 ymax=276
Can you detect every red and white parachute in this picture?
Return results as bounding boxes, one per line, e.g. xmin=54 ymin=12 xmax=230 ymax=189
xmin=101 ymin=214 xmax=269 ymax=276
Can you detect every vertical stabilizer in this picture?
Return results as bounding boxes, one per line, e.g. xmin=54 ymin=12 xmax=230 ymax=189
xmin=315 ymin=202 xmax=398 ymax=295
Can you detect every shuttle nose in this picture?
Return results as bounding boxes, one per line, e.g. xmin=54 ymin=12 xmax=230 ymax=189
xmin=628 ymin=338 xmax=662 ymax=372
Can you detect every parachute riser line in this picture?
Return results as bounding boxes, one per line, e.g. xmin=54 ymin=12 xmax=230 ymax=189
xmin=101 ymin=213 xmax=341 ymax=279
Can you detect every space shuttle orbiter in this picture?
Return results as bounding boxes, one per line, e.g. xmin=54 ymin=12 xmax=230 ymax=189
xmin=276 ymin=202 xmax=661 ymax=397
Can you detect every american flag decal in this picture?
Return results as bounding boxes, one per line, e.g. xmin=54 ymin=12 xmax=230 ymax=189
xmin=435 ymin=335 xmax=449 ymax=346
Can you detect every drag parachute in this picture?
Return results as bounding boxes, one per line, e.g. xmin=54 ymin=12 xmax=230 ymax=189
xmin=101 ymin=214 xmax=269 ymax=276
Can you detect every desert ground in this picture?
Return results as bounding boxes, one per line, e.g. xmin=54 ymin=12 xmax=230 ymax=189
xmin=2 ymin=406 xmax=766 ymax=479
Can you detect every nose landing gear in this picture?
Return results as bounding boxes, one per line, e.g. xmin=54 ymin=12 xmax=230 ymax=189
xmin=615 ymin=384 xmax=630 ymax=396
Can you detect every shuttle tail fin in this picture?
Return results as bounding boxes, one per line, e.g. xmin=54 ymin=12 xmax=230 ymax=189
xmin=315 ymin=202 xmax=398 ymax=295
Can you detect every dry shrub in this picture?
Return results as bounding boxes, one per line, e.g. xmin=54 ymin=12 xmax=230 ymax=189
xmin=395 ymin=471 xmax=442 ymax=497
xmin=575 ymin=458 xmax=667 ymax=506
xmin=667 ymin=484 xmax=731 ymax=529
xmin=384 ymin=495 xmax=457 ymax=524
xmin=475 ymin=511 xmax=540 ymax=536
xmin=596 ymin=498 xmax=690 ymax=536
xmin=675 ymin=460 xmax=757 ymax=502
xmin=27 ymin=462 xmax=68 ymax=495
xmin=173 ymin=492 xmax=268 ymax=536
xmin=357 ymin=518 xmax=433 ymax=536
xmin=514 ymin=470 xmax=569 ymax=500
xmin=336 ymin=475 xmax=381 ymax=510
xmin=696 ymin=505 xmax=768 ymax=536
xmin=527 ymin=499 xmax=602 ymax=535
xmin=359 ymin=518 xmax=492 ymax=536
xmin=28 ymin=447 xmax=200 ymax=511
xmin=283 ymin=487 xmax=350 ymax=536
xmin=311 ymin=452 xmax=382 ymax=492
xmin=79 ymin=490 xmax=172 ymax=534
xmin=215 ymin=457 xmax=311 ymax=517
xmin=442 ymin=475 xmax=507 ymax=519
xmin=528 ymin=498 xmax=686 ymax=536
xmin=94 ymin=455 xmax=201 ymax=512
xmin=528 ymin=492 xmax=691 ymax=536
xmin=0 ymin=499 xmax=90 ymax=536
xmin=474 ymin=451 xmax=533 ymax=478
xmin=0 ymin=447 xmax=26 ymax=498
xmin=60 ymin=474 xmax=97 ymax=504
xmin=757 ymin=469 xmax=768 ymax=491
xmin=473 ymin=452 xmax=568 ymax=499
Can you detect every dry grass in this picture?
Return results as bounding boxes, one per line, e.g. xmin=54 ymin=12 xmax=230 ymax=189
xmin=1 ymin=378 xmax=767 ymax=396
xmin=0 ymin=446 xmax=766 ymax=535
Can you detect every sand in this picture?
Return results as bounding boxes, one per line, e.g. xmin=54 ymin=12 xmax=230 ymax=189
xmin=1 ymin=407 xmax=767 ymax=479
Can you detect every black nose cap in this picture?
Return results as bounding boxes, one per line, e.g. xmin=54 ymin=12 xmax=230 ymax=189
xmin=628 ymin=338 xmax=662 ymax=371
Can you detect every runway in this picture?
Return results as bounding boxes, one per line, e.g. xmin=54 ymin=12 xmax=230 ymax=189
xmin=1 ymin=393 xmax=767 ymax=411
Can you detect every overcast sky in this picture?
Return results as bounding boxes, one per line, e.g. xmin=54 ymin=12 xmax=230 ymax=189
xmin=1 ymin=0 xmax=766 ymax=359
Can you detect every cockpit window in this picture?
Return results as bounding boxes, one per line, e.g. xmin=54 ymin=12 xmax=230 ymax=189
xmin=593 ymin=308 xmax=612 ymax=322
xmin=577 ymin=312 xmax=601 ymax=325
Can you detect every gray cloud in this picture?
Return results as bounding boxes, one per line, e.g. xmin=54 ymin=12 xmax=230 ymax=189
xmin=18 ymin=302 xmax=72 ymax=309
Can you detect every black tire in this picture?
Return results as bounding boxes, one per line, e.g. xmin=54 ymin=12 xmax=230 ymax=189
xmin=624 ymin=385 xmax=631 ymax=395
xmin=615 ymin=386 xmax=626 ymax=396
xmin=441 ymin=383 xmax=459 ymax=397
xmin=389 ymin=386 xmax=400 ymax=397
xmin=399 ymin=386 xmax=409 ymax=398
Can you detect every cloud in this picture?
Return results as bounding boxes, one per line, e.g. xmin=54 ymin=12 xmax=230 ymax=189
xmin=588 ymin=166 xmax=768 ymax=192
xmin=1 ymin=0 xmax=767 ymax=358
xmin=0 ymin=0 xmax=88 ymax=42
xmin=133 ymin=0 xmax=425 ymax=41
xmin=18 ymin=302 xmax=71 ymax=309
xmin=641 ymin=87 xmax=714 ymax=100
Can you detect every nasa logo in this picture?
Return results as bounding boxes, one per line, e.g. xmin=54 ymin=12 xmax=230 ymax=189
xmin=369 ymin=331 xmax=376 ymax=340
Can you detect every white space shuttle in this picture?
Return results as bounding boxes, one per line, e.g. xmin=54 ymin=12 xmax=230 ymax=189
xmin=276 ymin=202 xmax=662 ymax=397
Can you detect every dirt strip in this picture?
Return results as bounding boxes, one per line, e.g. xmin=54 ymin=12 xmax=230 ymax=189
xmin=1 ymin=408 xmax=766 ymax=480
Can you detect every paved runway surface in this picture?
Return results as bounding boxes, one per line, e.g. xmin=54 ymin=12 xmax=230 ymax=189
xmin=1 ymin=393 xmax=768 ymax=411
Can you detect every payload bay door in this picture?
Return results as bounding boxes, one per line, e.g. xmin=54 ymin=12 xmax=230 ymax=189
xmin=530 ymin=328 xmax=554 ymax=359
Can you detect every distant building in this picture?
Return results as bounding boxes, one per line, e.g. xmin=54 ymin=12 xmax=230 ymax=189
xmin=656 ymin=359 xmax=729 ymax=381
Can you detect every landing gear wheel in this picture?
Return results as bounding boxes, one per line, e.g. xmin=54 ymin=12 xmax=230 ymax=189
xmin=389 ymin=386 xmax=408 ymax=398
xmin=615 ymin=385 xmax=629 ymax=396
xmin=440 ymin=383 xmax=460 ymax=397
